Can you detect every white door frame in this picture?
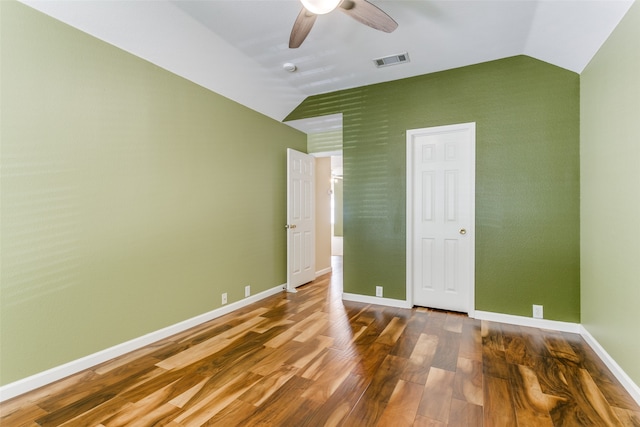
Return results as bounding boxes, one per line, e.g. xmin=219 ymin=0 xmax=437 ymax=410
xmin=406 ymin=122 xmax=476 ymax=316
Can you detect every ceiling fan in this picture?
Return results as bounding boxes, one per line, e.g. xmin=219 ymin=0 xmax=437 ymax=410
xmin=289 ymin=0 xmax=398 ymax=48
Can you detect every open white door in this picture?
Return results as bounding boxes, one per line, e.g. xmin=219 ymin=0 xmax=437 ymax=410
xmin=286 ymin=149 xmax=315 ymax=291
xmin=407 ymin=123 xmax=475 ymax=313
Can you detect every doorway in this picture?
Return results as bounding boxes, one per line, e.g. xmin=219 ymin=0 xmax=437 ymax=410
xmin=310 ymin=153 xmax=341 ymax=279
xmin=406 ymin=123 xmax=476 ymax=314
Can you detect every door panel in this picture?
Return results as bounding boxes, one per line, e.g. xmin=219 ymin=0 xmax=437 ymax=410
xmin=407 ymin=123 xmax=475 ymax=313
xmin=287 ymin=149 xmax=315 ymax=290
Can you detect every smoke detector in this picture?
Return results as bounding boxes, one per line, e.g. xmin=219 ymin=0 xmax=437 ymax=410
xmin=283 ymin=62 xmax=297 ymax=72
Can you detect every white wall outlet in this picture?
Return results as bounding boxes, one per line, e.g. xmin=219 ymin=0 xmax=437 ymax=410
xmin=222 ymin=293 xmax=227 ymax=305
xmin=376 ymin=286 xmax=383 ymax=297
xmin=533 ymin=304 xmax=543 ymax=319
xmin=245 ymin=285 xmax=251 ymax=298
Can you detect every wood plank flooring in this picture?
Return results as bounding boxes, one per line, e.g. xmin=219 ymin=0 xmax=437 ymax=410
xmin=2 ymin=257 xmax=639 ymax=426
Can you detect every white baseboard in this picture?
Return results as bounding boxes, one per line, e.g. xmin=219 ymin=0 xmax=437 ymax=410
xmin=473 ymin=310 xmax=581 ymax=333
xmin=0 ymin=284 xmax=285 ymax=402
xmin=580 ymin=326 xmax=640 ymax=405
xmin=342 ymin=292 xmax=412 ymax=309
xmin=315 ymin=267 xmax=332 ymax=277
xmin=473 ymin=311 xmax=639 ymax=405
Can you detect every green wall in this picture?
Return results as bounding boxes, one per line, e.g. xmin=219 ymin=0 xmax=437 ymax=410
xmin=580 ymin=2 xmax=640 ymax=385
xmin=0 ymin=1 xmax=306 ymax=385
xmin=307 ymin=130 xmax=343 ymax=154
xmin=287 ymin=56 xmax=580 ymax=322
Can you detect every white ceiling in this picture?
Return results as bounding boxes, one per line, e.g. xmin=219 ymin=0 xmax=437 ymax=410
xmin=21 ymin=0 xmax=634 ymax=133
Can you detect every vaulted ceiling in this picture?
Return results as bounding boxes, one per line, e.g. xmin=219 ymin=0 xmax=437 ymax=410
xmin=21 ymin=0 xmax=634 ymax=132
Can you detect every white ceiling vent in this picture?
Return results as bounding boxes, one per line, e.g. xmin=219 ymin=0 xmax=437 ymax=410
xmin=373 ymin=52 xmax=410 ymax=68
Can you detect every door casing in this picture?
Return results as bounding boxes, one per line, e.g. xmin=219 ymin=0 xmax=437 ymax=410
xmin=406 ymin=122 xmax=476 ymax=315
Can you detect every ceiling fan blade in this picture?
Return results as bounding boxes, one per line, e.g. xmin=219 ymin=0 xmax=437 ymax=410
xmin=339 ymin=0 xmax=398 ymax=33
xmin=289 ymin=8 xmax=317 ymax=48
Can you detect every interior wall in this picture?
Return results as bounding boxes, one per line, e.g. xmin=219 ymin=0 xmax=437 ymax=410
xmin=333 ymin=178 xmax=343 ymax=237
xmin=287 ymin=55 xmax=580 ymax=322
xmin=315 ymin=157 xmax=332 ymax=274
xmin=0 ymin=1 xmax=306 ymax=385
xmin=307 ymin=130 xmax=343 ymax=154
xmin=580 ymin=1 xmax=640 ymax=386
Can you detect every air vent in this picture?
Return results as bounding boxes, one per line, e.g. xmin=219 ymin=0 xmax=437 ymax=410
xmin=373 ymin=52 xmax=410 ymax=68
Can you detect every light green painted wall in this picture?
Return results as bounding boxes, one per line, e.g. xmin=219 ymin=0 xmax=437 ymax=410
xmin=307 ymin=130 xmax=343 ymax=154
xmin=287 ymin=56 xmax=580 ymax=321
xmin=0 ymin=1 xmax=306 ymax=385
xmin=580 ymin=2 xmax=640 ymax=386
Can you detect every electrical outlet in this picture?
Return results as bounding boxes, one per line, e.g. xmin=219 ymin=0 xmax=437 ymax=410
xmin=376 ymin=286 xmax=383 ymax=297
xmin=245 ymin=285 xmax=251 ymax=298
xmin=222 ymin=293 xmax=227 ymax=305
xmin=533 ymin=304 xmax=543 ymax=319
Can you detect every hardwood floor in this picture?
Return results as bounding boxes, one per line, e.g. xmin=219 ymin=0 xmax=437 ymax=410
xmin=2 ymin=257 xmax=639 ymax=426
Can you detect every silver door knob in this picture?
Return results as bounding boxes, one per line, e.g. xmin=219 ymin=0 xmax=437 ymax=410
xmin=459 ymin=228 xmax=467 ymax=235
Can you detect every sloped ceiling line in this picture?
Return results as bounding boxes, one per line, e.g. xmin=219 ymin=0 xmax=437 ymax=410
xmin=20 ymin=0 xmax=634 ymax=131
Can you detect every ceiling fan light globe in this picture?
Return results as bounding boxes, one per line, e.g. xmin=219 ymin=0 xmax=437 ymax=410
xmin=300 ymin=0 xmax=341 ymax=15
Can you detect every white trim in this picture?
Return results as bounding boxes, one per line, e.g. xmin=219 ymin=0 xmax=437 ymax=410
xmin=342 ymin=292 xmax=412 ymax=309
xmin=467 ymin=306 xmax=476 ymax=319
xmin=0 ymin=284 xmax=285 ymax=402
xmin=310 ymin=150 xmax=342 ymax=158
xmin=406 ymin=122 xmax=476 ymax=314
xmin=473 ymin=310 xmax=581 ymax=333
xmin=285 ymin=285 xmax=297 ymax=294
xmin=315 ymin=267 xmax=332 ymax=278
xmin=406 ymin=130 xmax=413 ymax=305
xmin=580 ymin=325 xmax=640 ymax=405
